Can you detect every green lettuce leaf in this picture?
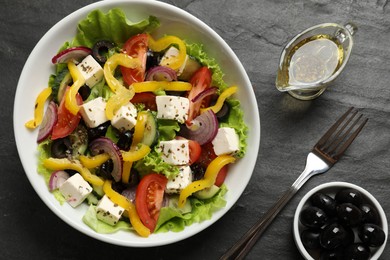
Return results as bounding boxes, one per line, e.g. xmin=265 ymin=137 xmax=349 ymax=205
xmin=157 ymin=119 xmax=180 ymax=141
xmin=155 ymin=184 xmax=228 ymax=232
xmin=72 ymin=8 xmax=160 ymax=48
xmin=85 ymin=78 xmax=113 ymax=102
xmin=133 ymin=148 xmax=179 ymax=179
xmin=186 ymin=43 xmax=227 ymax=91
xmin=82 ymin=205 xmax=132 ymax=234
xmin=221 ymin=99 xmax=248 ymax=158
xmin=37 ymin=139 xmax=52 ymax=182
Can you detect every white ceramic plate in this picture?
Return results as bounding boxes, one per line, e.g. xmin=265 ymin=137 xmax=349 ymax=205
xmin=13 ymin=0 xmax=260 ymax=247
xmin=293 ymin=182 xmax=388 ymax=260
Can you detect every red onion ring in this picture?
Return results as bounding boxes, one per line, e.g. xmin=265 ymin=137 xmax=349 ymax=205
xmin=49 ymin=170 xmax=70 ymax=191
xmin=121 ymin=186 xmax=137 ymax=203
xmin=191 ymin=87 xmax=218 ymax=103
xmin=89 ymin=137 xmax=123 ymax=182
xmin=180 ymin=110 xmax=218 ymax=145
xmin=145 ymin=66 xmax=177 ymax=81
xmin=37 ymin=101 xmax=58 ymax=143
xmin=51 ymin=46 xmax=92 ymax=64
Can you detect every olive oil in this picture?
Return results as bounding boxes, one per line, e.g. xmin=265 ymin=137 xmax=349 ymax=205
xmin=276 ymin=34 xmax=344 ymax=91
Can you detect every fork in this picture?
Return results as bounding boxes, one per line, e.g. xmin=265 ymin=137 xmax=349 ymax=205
xmin=220 ymin=107 xmax=368 ymax=260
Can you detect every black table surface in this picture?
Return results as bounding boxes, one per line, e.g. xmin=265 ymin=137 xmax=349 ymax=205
xmin=2 ymin=0 xmax=389 ymax=259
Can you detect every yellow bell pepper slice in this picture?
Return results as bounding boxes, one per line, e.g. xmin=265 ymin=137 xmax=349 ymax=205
xmin=105 ymin=86 xmax=135 ymax=120
xmin=25 ymin=87 xmax=52 ymax=129
xmin=104 ymin=53 xmax=140 ymax=92
xmin=148 ymin=35 xmax=187 ymax=71
xmin=122 ymin=161 xmax=133 ymax=184
xmin=79 ymin=153 xmax=110 ymax=168
xmin=132 ymin=111 xmax=148 ymax=145
xmin=122 ymin=144 xmax=151 ymax=162
xmin=178 ymin=155 xmax=236 ymax=208
xmin=64 ymin=61 xmax=86 ymax=115
xmin=132 ymin=81 xmax=192 ymax=93
xmin=120 ymin=111 xmax=150 ymax=182
xmin=43 ymin=158 xmax=104 ymax=186
xmin=103 ymin=180 xmax=150 ymax=237
xmin=201 ymin=86 xmax=238 ymax=114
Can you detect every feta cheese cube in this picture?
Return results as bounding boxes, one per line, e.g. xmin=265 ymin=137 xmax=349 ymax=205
xmin=156 ymin=95 xmax=189 ymax=123
xmin=76 ymin=55 xmax=104 ymax=88
xmin=111 ymin=102 xmax=138 ymax=131
xmin=159 ymin=46 xmax=189 ymax=76
xmin=59 ymin=173 xmax=92 ymax=208
xmin=212 ymin=127 xmax=240 ymax=155
xmin=165 ymin=166 xmax=193 ymax=194
xmin=158 ymin=139 xmax=190 ymax=165
xmin=79 ymin=97 xmax=109 ymax=128
xmin=96 ymin=195 xmax=125 ymax=226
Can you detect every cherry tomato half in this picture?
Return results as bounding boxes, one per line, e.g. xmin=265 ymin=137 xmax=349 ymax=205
xmin=197 ymin=142 xmax=228 ymax=186
xmin=130 ymin=92 xmax=157 ymax=111
xmin=135 ymin=173 xmax=168 ymax=232
xmin=121 ymin=34 xmax=149 ymax=85
xmin=186 ymin=67 xmax=212 ymax=124
xmin=188 ymin=140 xmax=201 ymax=165
xmin=51 ymin=88 xmax=82 ymax=140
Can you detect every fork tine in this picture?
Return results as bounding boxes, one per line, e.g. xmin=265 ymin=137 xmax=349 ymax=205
xmin=332 ymin=116 xmax=368 ymax=160
xmin=315 ymin=107 xmax=354 ymax=147
xmin=323 ymin=110 xmax=360 ymax=152
xmin=316 ymin=107 xmax=368 ymax=162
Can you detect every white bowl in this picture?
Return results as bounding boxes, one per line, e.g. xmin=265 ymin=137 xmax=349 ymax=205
xmin=293 ymin=182 xmax=388 ymax=260
xmin=13 ymin=0 xmax=260 ymax=247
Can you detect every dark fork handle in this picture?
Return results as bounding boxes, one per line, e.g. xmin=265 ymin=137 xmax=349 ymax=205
xmin=219 ymin=186 xmax=297 ymax=260
xmin=220 ymin=152 xmax=330 ymax=259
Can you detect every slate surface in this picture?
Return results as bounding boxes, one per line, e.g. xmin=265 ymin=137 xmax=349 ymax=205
xmin=2 ymin=0 xmax=389 ymax=259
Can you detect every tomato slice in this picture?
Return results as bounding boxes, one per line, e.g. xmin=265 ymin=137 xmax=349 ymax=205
xmin=121 ymin=34 xmax=148 ymax=85
xmin=214 ymin=164 xmax=228 ymax=187
xmin=135 ymin=173 xmax=168 ymax=232
xmin=51 ymin=88 xmax=83 ymax=140
xmin=197 ymin=142 xmax=228 ymax=186
xmin=130 ymin=92 xmax=157 ymax=111
xmin=186 ymin=67 xmax=212 ymax=124
xmin=188 ymin=140 xmax=201 ymax=165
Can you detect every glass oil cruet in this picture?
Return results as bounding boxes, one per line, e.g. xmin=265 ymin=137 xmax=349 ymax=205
xmin=275 ymin=23 xmax=357 ymax=100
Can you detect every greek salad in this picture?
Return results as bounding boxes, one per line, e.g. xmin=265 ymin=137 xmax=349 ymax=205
xmin=25 ymin=8 xmax=248 ymax=237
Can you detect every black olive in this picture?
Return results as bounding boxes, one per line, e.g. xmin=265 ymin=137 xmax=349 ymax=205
xmin=92 ymin=40 xmax=116 ymax=63
xmin=127 ymin=170 xmax=140 ymax=187
xmin=215 ymin=102 xmax=231 ymax=121
xmin=78 ymin=85 xmax=91 ymax=100
xmin=344 ymin=243 xmax=371 ymax=260
xmin=335 ymin=188 xmax=363 ymax=206
xmin=111 ymin=181 xmax=127 ymax=194
xmin=97 ymin=159 xmax=114 ymax=180
xmin=301 ymin=229 xmax=321 ymax=249
xmin=320 ymin=248 xmax=344 ymax=260
xmin=336 ymin=203 xmax=363 ymax=227
xmin=320 ymin=223 xmax=354 ymax=250
xmin=191 ymin=163 xmax=206 ymax=181
xmin=65 ymin=169 xmax=78 ymax=176
xmin=300 ymin=206 xmax=328 ymax=229
xmin=360 ymin=204 xmax=380 ymax=225
xmin=87 ymin=122 xmax=111 ymax=141
xmin=310 ymin=192 xmax=337 ymax=217
xmin=146 ymin=50 xmax=162 ymax=70
xmin=116 ymin=130 xmax=133 ymax=151
xmin=358 ymin=223 xmax=386 ymax=247
xmin=51 ymin=137 xmax=72 ymax=158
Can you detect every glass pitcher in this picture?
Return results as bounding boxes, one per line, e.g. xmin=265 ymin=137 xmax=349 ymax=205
xmin=275 ymin=23 xmax=356 ymax=100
